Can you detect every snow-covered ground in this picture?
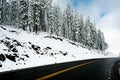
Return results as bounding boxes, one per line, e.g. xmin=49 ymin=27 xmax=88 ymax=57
xmin=0 ymin=26 xmax=116 ymax=72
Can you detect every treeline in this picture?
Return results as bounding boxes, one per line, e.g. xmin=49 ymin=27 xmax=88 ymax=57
xmin=0 ymin=0 xmax=108 ymax=51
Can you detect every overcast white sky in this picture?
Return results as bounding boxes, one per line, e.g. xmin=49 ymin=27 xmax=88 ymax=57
xmin=53 ymin=0 xmax=120 ymax=55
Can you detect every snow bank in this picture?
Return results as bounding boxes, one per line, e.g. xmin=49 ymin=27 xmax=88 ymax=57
xmin=0 ymin=26 xmax=116 ymax=72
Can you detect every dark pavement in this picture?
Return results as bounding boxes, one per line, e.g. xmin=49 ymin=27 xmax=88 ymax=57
xmin=0 ymin=58 xmax=120 ymax=80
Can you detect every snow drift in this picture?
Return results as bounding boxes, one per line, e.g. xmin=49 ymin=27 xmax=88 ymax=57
xmin=0 ymin=26 xmax=115 ymax=72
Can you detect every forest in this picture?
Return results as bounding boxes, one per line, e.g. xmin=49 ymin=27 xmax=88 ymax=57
xmin=0 ymin=0 xmax=108 ymax=51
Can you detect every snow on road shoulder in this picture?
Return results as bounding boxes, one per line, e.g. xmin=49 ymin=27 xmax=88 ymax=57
xmin=0 ymin=26 xmax=116 ymax=72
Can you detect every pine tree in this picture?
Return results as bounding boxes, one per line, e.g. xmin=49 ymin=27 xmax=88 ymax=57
xmin=98 ymin=31 xmax=108 ymax=51
xmin=28 ymin=0 xmax=33 ymax=32
xmin=19 ymin=0 xmax=29 ymax=31
xmin=40 ymin=0 xmax=46 ymax=32
xmin=61 ymin=12 xmax=66 ymax=37
xmin=89 ymin=22 xmax=97 ymax=49
xmin=97 ymin=30 xmax=102 ymax=50
xmin=72 ymin=10 xmax=79 ymax=42
xmin=63 ymin=3 xmax=73 ymax=39
xmin=0 ymin=0 xmax=3 ymax=25
xmin=46 ymin=0 xmax=53 ymax=34
xmin=52 ymin=4 xmax=61 ymax=36
xmin=2 ymin=0 xmax=10 ymax=25
xmin=4 ymin=2 xmax=11 ymax=25
xmin=32 ymin=1 xmax=41 ymax=33
xmin=78 ymin=15 xmax=84 ymax=43
xmin=84 ymin=16 xmax=91 ymax=47
xmin=11 ymin=0 xmax=18 ymax=26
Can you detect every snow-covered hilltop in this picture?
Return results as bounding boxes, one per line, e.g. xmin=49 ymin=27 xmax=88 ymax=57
xmin=0 ymin=26 xmax=115 ymax=72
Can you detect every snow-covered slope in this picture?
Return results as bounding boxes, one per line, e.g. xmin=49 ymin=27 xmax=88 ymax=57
xmin=0 ymin=26 xmax=116 ymax=72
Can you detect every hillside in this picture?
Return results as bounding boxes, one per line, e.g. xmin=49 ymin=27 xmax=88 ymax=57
xmin=0 ymin=26 xmax=115 ymax=72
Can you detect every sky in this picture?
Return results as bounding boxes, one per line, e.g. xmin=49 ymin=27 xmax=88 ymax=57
xmin=52 ymin=0 xmax=120 ymax=55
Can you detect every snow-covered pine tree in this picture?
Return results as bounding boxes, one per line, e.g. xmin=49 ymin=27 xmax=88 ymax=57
xmin=52 ymin=4 xmax=61 ymax=36
xmin=61 ymin=12 xmax=66 ymax=37
xmin=39 ymin=0 xmax=46 ymax=32
xmin=57 ymin=7 xmax=62 ymax=36
xmin=19 ymin=0 xmax=29 ymax=31
xmin=4 ymin=1 xmax=11 ymax=25
xmin=89 ymin=22 xmax=97 ymax=49
xmin=32 ymin=0 xmax=41 ymax=33
xmin=27 ymin=0 xmax=33 ymax=32
xmin=103 ymin=41 xmax=108 ymax=51
xmin=45 ymin=0 xmax=53 ymax=34
xmin=100 ymin=32 xmax=105 ymax=51
xmin=78 ymin=15 xmax=84 ymax=43
xmin=11 ymin=0 xmax=18 ymax=26
xmin=78 ymin=16 xmax=89 ymax=46
xmin=63 ymin=2 xmax=73 ymax=39
xmin=96 ymin=30 xmax=103 ymax=50
xmin=98 ymin=31 xmax=108 ymax=51
xmin=0 ymin=0 xmax=3 ymax=25
xmin=2 ymin=0 xmax=10 ymax=25
xmin=72 ymin=10 xmax=79 ymax=42
xmin=84 ymin=16 xmax=91 ymax=47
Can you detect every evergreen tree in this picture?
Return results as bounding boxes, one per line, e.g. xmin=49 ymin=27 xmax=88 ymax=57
xmin=11 ymin=0 xmax=18 ymax=26
xmin=97 ymin=30 xmax=108 ymax=51
xmin=40 ymin=0 xmax=46 ymax=32
xmin=2 ymin=0 xmax=10 ymax=25
xmin=78 ymin=15 xmax=84 ymax=43
xmin=84 ymin=16 xmax=91 ymax=47
xmin=32 ymin=1 xmax=41 ymax=33
xmin=46 ymin=0 xmax=53 ymax=34
xmin=63 ymin=3 xmax=73 ymax=39
xmin=52 ymin=4 xmax=61 ymax=36
xmin=97 ymin=30 xmax=102 ymax=50
xmin=89 ymin=22 xmax=97 ymax=49
xmin=0 ymin=0 xmax=3 ymax=25
xmin=28 ymin=0 xmax=33 ymax=32
xmin=4 ymin=2 xmax=11 ymax=25
xmin=72 ymin=10 xmax=79 ymax=42
xmin=19 ymin=0 xmax=29 ymax=31
xmin=61 ymin=12 xmax=66 ymax=37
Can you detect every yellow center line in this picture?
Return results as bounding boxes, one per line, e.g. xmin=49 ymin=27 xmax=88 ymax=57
xmin=36 ymin=60 xmax=98 ymax=80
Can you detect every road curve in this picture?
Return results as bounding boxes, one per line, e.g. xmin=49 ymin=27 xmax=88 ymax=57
xmin=0 ymin=58 xmax=120 ymax=80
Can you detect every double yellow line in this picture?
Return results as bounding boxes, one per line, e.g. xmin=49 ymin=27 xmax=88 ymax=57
xmin=37 ymin=60 xmax=98 ymax=80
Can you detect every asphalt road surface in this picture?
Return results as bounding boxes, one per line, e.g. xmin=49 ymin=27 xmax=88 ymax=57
xmin=0 ymin=58 xmax=120 ymax=80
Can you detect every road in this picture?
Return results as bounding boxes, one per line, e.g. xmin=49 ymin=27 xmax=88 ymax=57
xmin=0 ymin=58 xmax=120 ymax=80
